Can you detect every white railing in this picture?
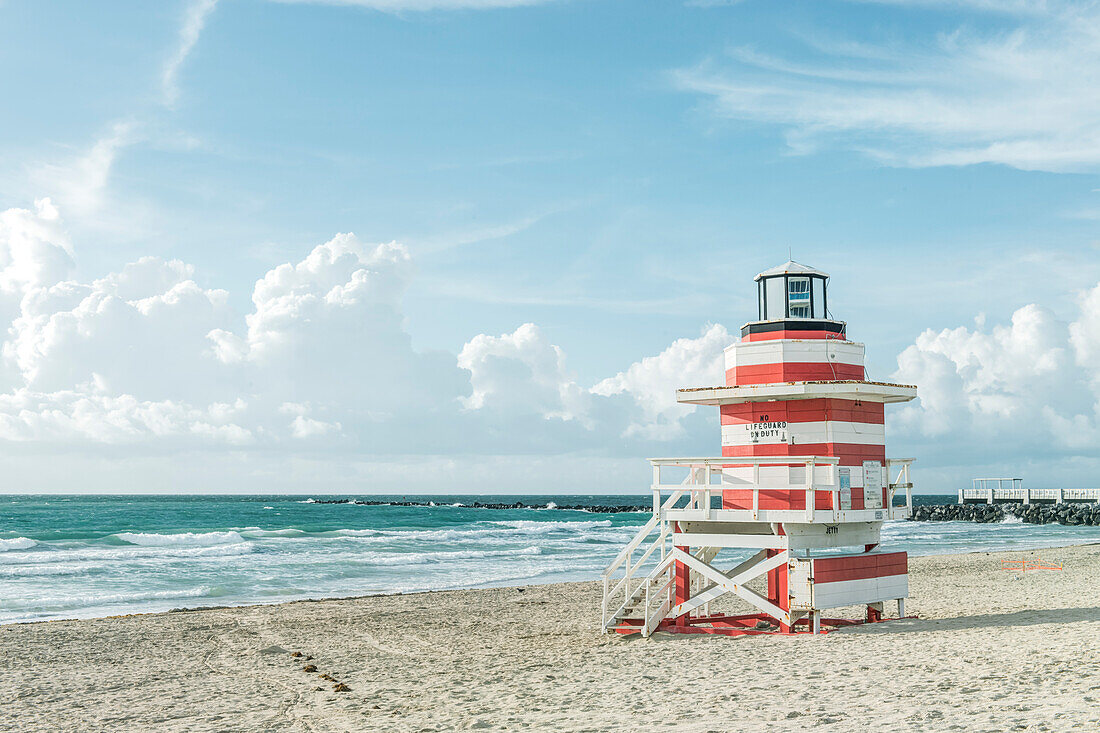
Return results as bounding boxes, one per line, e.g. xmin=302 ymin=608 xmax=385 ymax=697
xmin=649 ymin=456 xmax=913 ymax=522
xmin=886 ymin=458 xmax=914 ymax=519
xmin=651 ymin=455 xmax=840 ymax=521
xmin=600 ymin=487 xmax=684 ymax=630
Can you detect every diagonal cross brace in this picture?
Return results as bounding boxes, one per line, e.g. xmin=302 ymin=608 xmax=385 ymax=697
xmin=670 ymin=549 xmax=767 ymax=616
xmin=668 ymin=547 xmax=791 ymax=626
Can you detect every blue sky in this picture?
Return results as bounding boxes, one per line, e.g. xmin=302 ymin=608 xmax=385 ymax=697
xmin=2 ymin=0 xmax=1100 ymax=492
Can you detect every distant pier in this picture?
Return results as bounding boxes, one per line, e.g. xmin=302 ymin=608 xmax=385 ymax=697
xmin=960 ymin=478 xmax=1100 ymax=504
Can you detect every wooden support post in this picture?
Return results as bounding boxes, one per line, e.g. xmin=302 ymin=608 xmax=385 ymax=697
xmin=674 ymin=537 xmax=690 ymax=626
xmin=601 ymin=575 xmax=608 ymax=630
xmin=766 ymin=549 xmax=791 ymax=633
xmin=704 ymin=465 xmax=712 ymax=520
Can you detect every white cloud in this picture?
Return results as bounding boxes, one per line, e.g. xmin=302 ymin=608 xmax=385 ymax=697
xmin=0 ymin=205 xmax=473 ymax=456
xmin=0 ymin=387 xmax=253 ymax=446
xmin=6 ymin=257 xmax=231 ymax=400
xmin=457 ymin=323 xmax=590 ymax=422
xmin=290 ymin=414 xmax=342 ymax=438
xmin=0 ymin=199 xmax=74 ymax=299
xmin=592 ymin=323 xmax=729 ymax=439
xmin=162 ymin=0 xmax=219 ymax=108
xmin=211 ymin=234 xmax=411 ymax=364
xmin=675 ymin=3 xmax=1100 ymax=172
xmin=207 ymin=233 xmax=469 ymax=428
xmin=1068 ymin=282 xmax=1100 ymax=369
xmin=892 ymin=289 xmax=1100 ymax=464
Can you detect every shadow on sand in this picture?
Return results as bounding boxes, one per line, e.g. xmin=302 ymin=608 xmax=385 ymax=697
xmin=838 ymin=606 xmax=1100 ymax=635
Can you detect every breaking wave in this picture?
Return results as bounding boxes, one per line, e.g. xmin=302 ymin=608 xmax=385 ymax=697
xmin=112 ymin=531 xmax=246 ymax=547
xmin=238 ymin=528 xmax=308 ymax=538
xmin=11 ymin=585 xmax=221 ymax=613
xmin=0 ymin=537 xmax=37 ymax=552
xmin=488 ymin=519 xmax=613 ymax=531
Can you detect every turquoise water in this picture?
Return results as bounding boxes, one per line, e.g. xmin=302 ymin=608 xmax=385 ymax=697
xmin=3 ymin=494 xmax=1099 ymax=624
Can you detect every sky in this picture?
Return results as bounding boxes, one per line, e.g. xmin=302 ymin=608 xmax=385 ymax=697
xmin=1 ymin=0 xmax=1100 ymax=493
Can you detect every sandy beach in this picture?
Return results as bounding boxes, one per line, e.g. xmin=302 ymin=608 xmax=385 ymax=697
xmin=2 ymin=543 xmax=1098 ymax=732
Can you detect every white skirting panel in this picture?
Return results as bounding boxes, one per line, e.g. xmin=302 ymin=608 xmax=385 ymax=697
xmin=721 ymin=421 xmax=886 ymax=447
xmin=724 ymin=339 xmax=865 ymax=370
xmin=810 ymin=574 xmax=909 ymax=610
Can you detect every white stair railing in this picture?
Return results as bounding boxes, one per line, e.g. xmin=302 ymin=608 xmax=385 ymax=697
xmin=601 ymin=486 xmax=687 ymax=631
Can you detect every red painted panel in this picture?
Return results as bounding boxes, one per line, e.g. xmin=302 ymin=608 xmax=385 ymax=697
xmin=721 ymin=443 xmax=887 ymax=465
xmin=726 ymin=362 xmax=865 ymax=386
xmin=743 ymin=331 xmax=847 ymax=342
xmin=813 ymin=552 xmax=908 ymax=583
xmin=720 ymin=400 xmax=885 ymax=425
xmin=721 ymin=488 xmax=837 ymax=511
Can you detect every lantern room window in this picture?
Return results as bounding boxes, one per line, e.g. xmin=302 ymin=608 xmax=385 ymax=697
xmin=754 ymin=262 xmax=830 ymax=321
xmin=788 ymin=277 xmax=810 ymax=318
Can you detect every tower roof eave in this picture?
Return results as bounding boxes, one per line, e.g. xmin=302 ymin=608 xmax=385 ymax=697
xmin=676 ymin=380 xmax=917 ymax=406
xmin=754 ymin=260 xmax=829 ymax=281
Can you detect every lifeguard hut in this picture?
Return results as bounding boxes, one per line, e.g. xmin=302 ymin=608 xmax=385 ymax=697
xmin=601 ymin=260 xmax=918 ymax=636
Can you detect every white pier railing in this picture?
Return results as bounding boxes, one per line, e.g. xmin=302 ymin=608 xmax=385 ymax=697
xmin=959 ymin=485 xmax=1100 ymax=504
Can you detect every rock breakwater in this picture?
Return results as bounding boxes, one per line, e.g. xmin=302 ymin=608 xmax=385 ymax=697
xmin=910 ymin=502 xmax=1100 ymax=525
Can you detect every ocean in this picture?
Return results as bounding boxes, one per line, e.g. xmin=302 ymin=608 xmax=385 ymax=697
xmin=3 ymin=493 xmax=1099 ymax=625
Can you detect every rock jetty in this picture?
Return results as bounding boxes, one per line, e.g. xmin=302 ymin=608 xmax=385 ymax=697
xmin=307 ymin=498 xmax=649 ymax=513
xmin=306 ymin=498 xmax=1100 ymax=524
xmin=909 ymin=502 xmax=1100 ymax=525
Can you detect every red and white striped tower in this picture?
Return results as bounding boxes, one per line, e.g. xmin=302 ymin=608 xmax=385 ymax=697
xmin=720 ymin=261 xmax=887 ymax=512
xmin=602 ymin=260 xmax=918 ymax=636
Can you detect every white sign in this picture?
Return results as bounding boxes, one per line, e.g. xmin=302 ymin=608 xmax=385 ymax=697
xmin=838 ymin=467 xmax=852 ymax=510
xmin=741 ymin=421 xmax=788 ymax=444
xmin=862 ymin=460 xmax=883 ymax=509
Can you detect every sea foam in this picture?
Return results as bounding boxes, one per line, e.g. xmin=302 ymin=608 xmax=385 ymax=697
xmin=239 ymin=528 xmax=307 ymax=538
xmin=0 ymin=537 xmax=37 ymax=552
xmin=113 ymin=531 xmax=245 ymax=547
xmin=488 ymin=519 xmax=613 ymax=531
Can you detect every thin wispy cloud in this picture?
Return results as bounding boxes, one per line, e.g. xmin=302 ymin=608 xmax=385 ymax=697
xmin=853 ymin=0 xmax=1053 ymax=13
xmin=29 ymin=121 xmax=138 ymax=216
xmin=271 ymin=0 xmax=553 ymax=10
xmin=162 ymin=0 xmax=219 ymax=109
xmin=675 ymin=2 xmax=1100 ymax=172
